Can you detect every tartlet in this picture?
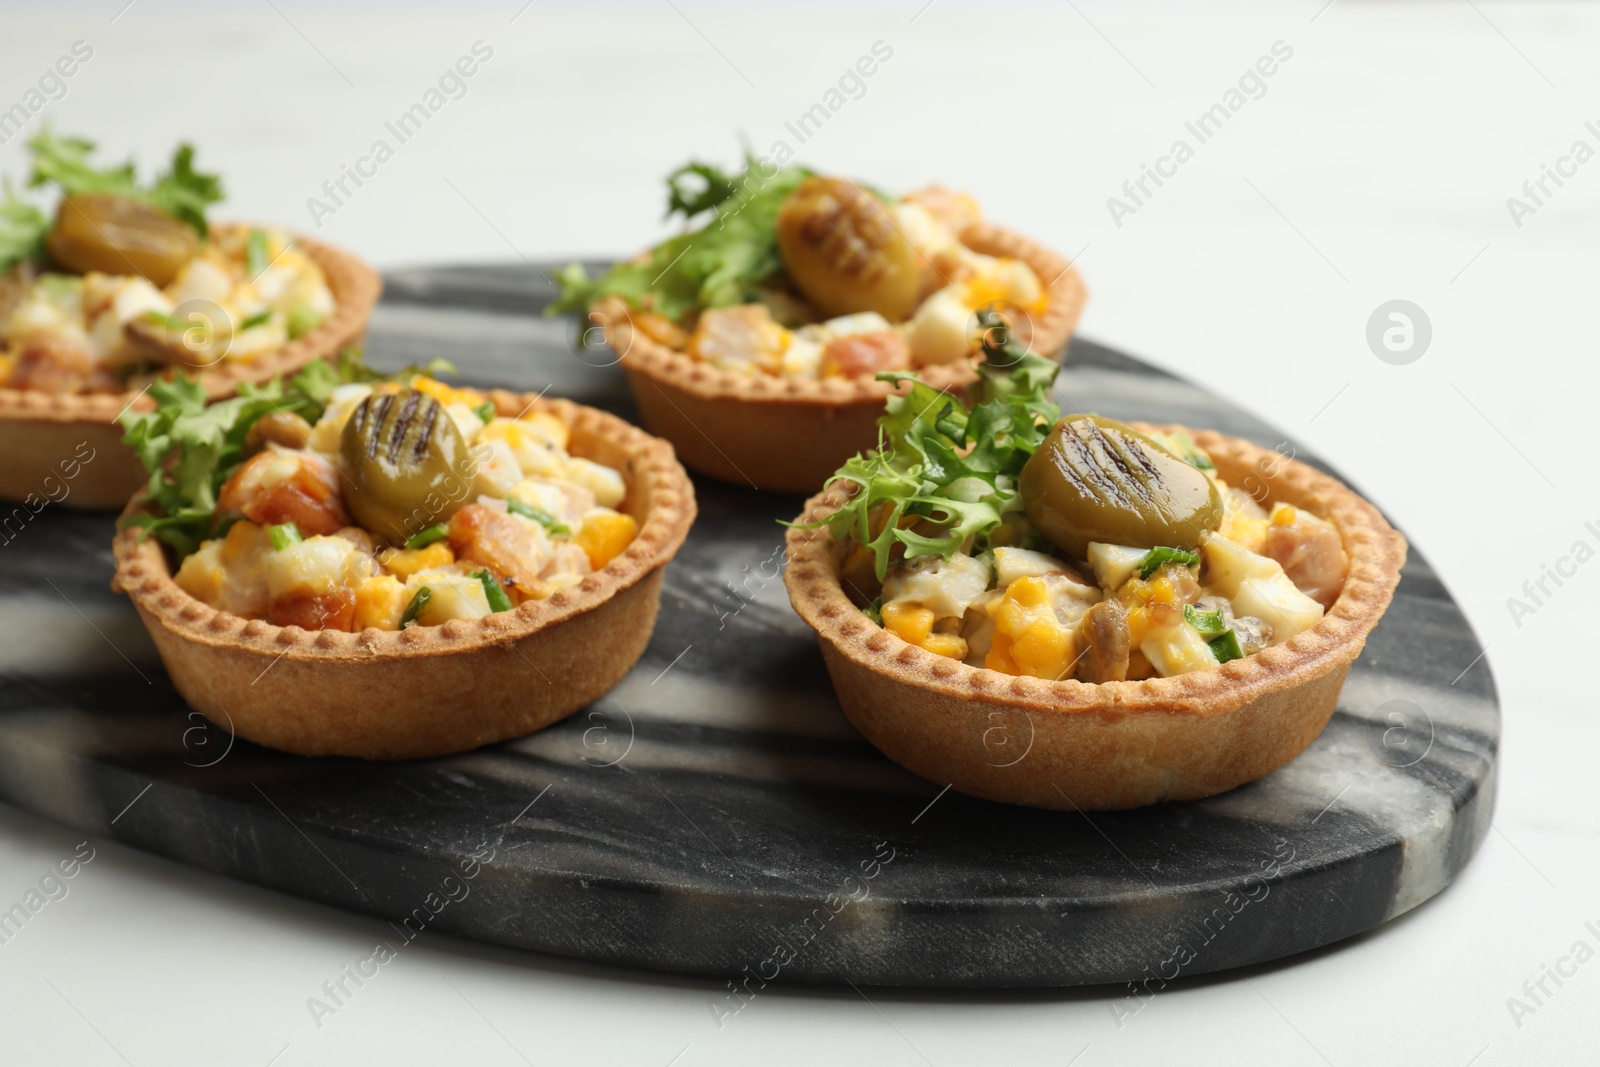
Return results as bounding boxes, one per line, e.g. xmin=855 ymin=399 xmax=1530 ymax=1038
xmin=0 ymin=228 xmax=378 ymax=509
xmin=112 ymin=387 xmax=695 ymax=760
xmin=561 ymin=155 xmax=1087 ymax=493
xmin=594 ymin=219 xmax=1085 ymax=493
xmin=0 ymin=132 xmax=381 ymax=509
xmin=786 ymin=428 xmax=1405 ymax=810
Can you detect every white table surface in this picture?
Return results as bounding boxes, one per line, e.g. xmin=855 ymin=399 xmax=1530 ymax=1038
xmin=1 ymin=2 xmax=1595 ymax=1064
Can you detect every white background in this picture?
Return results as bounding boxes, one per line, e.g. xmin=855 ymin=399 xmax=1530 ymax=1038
xmin=2 ymin=2 xmax=1596 ymax=1064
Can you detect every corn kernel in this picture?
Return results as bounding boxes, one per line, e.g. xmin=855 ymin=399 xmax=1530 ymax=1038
xmin=1272 ymin=504 xmax=1298 ymax=526
xmin=1011 ymin=619 xmax=1073 ymax=679
xmin=518 ymin=411 xmax=569 ymax=451
xmin=221 ymin=520 xmax=267 ymax=564
xmin=922 ymin=633 xmax=969 ymax=660
xmin=984 ymin=631 xmax=1012 ymax=672
xmin=1219 ymin=510 xmax=1268 ymax=554
xmin=1127 ymin=605 xmax=1149 ymax=647
xmin=576 ymin=510 xmax=638 ymax=569
xmin=1008 ymin=575 xmax=1050 ymax=609
xmin=380 ymin=541 xmax=454 ymax=579
xmin=353 ymin=575 xmax=407 ymax=631
xmin=988 ymin=576 xmax=1077 ymax=679
xmin=410 ymin=375 xmax=477 ymax=408
xmin=174 ymin=543 xmax=225 ymax=604
xmin=881 ymin=600 xmax=936 ymax=645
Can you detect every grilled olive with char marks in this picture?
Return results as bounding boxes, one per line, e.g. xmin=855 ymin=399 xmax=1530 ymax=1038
xmin=1021 ymin=414 xmax=1222 ymax=559
xmin=45 ymin=194 xmax=199 ymax=287
xmin=774 ymin=176 xmax=919 ymax=322
xmin=339 ymin=390 xmax=475 ymax=544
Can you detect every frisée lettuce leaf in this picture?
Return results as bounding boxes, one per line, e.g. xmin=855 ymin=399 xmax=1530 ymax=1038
xmin=26 ymin=128 xmax=223 ymax=236
xmin=548 ymin=150 xmax=816 ymax=323
xmin=118 ymin=349 xmax=452 ymax=557
xmin=805 ymin=311 xmax=1062 ymax=580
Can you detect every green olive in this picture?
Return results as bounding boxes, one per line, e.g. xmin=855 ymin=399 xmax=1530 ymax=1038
xmin=1020 ymin=415 xmax=1222 ymax=559
xmin=340 ymin=390 xmax=474 ymax=544
xmin=775 ymin=176 xmax=919 ymax=321
xmin=45 ymin=194 xmax=198 ymax=287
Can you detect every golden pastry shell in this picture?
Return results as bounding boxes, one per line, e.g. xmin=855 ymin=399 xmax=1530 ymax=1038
xmin=783 ymin=425 xmax=1408 ymax=810
xmin=594 ymin=219 xmax=1087 ymax=493
xmin=111 ymin=389 xmax=696 ymax=760
xmin=0 ymin=224 xmax=382 ymax=509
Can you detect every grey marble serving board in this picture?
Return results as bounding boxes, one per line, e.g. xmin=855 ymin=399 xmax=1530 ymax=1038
xmin=0 ymin=264 xmax=1499 ymax=987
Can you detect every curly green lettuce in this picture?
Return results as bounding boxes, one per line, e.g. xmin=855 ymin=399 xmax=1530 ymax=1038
xmin=27 ymin=128 xmax=223 ymax=235
xmin=548 ymin=151 xmax=819 ymax=323
xmin=119 ymin=350 xmax=451 ymax=557
xmin=0 ymin=129 xmax=225 ymax=272
xmin=0 ymin=181 xmax=49 ymax=272
xmin=811 ymin=313 xmax=1062 ymax=580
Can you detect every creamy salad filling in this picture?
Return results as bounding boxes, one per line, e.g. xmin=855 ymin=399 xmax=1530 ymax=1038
xmin=869 ymin=489 xmax=1344 ymax=682
xmin=0 ymin=131 xmax=334 ymax=394
xmin=554 ymin=157 xmax=1048 ymax=381
xmin=122 ymin=359 xmax=637 ymax=633
xmin=816 ymin=326 xmax=1349 ymax=683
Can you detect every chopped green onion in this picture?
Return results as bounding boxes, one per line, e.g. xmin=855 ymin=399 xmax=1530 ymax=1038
xmin=1209 ymin=628 xmax=1244 ymax=664
xmin=864 ymin=598 xmax=884 ymax=626
xmin=140 ymin=309 xmax=177 ymax=329
xmin=506 ymin=498 xmax=571 ymax=537
xmin=1138 ymin=546 xmax=1200 ymax=580
xmin=246 ymin=229 xmax=270 ymax=277
xmin=475 ymin=569 xmax=514 ymax=613
xmin=400 ymin=587 xmax=431 ymax=628
xmin=1183 ymin=604 xmax=1228 ymax=638
xmin=266 ymin=522 xmax=302 ymax=551
xmin=405 ymin=523 xmax=448 ymax=550
xmin=473 ymin=401 xmax=496 ymax=424
xmin=238 ymin=309 xmax=273 ymax=331
xmin=287 ymin=302 xmax=321 ymax=340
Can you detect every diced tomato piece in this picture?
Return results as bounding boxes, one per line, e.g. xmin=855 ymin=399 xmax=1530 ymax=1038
xmin=267 ymin=588 xmax=356 ymax=631
xmin=820 ymin=331 xmax=911 ymax=379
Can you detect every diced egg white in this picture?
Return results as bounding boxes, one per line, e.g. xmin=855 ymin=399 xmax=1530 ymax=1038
xmin=1039 ymin=573 xmax=1101 ymax=628
xmin=446 ymin=402 xmax=485 ymax=444
xmin=905 ymin=286 xmax=974 ymax=366
xmin=1086 ymin=543 xmax=1150 ymax=592
xmin=822 ymin=312 xmax=894 ymax=338
xmin=882 ymin=552 xmax=993 ymax=620
xmin=308 ymin=384 xmax=374 ymax=455
xmin=507 ymin=479 xmax=569 ymax=521
xmin=1200 ymin=533 xmax=1323 ymax=642
xmin=1141 ymin=617 xmax=1221 ymax=677
xmin=993 ymin=547 xmax=1069 ymax=587
xmin=471 ymin=437 xmax=524 ymax=498
xmin=563 ymin=456 xmax=626 ymax=509
xmin=228 ymin=320 xmax=289 ymax=359
xmin=890 ymin=201 xmax=963 ymax=259
xmin=253 ymin=264 xmax=293 ymax=304
xmin=168 ymin=258 xmax=235 ymax=306
xmin=480 ymin=419 xmax=565 ymax=479
xmin=110 ymin=277 xmax=172 ymax=324
xmin=781 ymin=336 xmax=824 ymax=379
xmin=265 ymin=536 xmax=369 ymax=599
xmin=408 ymin=572 xmax=491 ymax=625
xmin=9 ymin=291 xmax=71 ymax=335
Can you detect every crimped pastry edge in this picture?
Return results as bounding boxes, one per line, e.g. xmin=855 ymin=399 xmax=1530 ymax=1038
xmin=786 ymin=427 xmax=1405 ymax=712
xmin=111 ymin=389 xmax=696 ymax=661
xmin=0 ymin=223 xmax=382 ymax=426
xmin=595 ymin=219 xmax=1087 ymax=408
